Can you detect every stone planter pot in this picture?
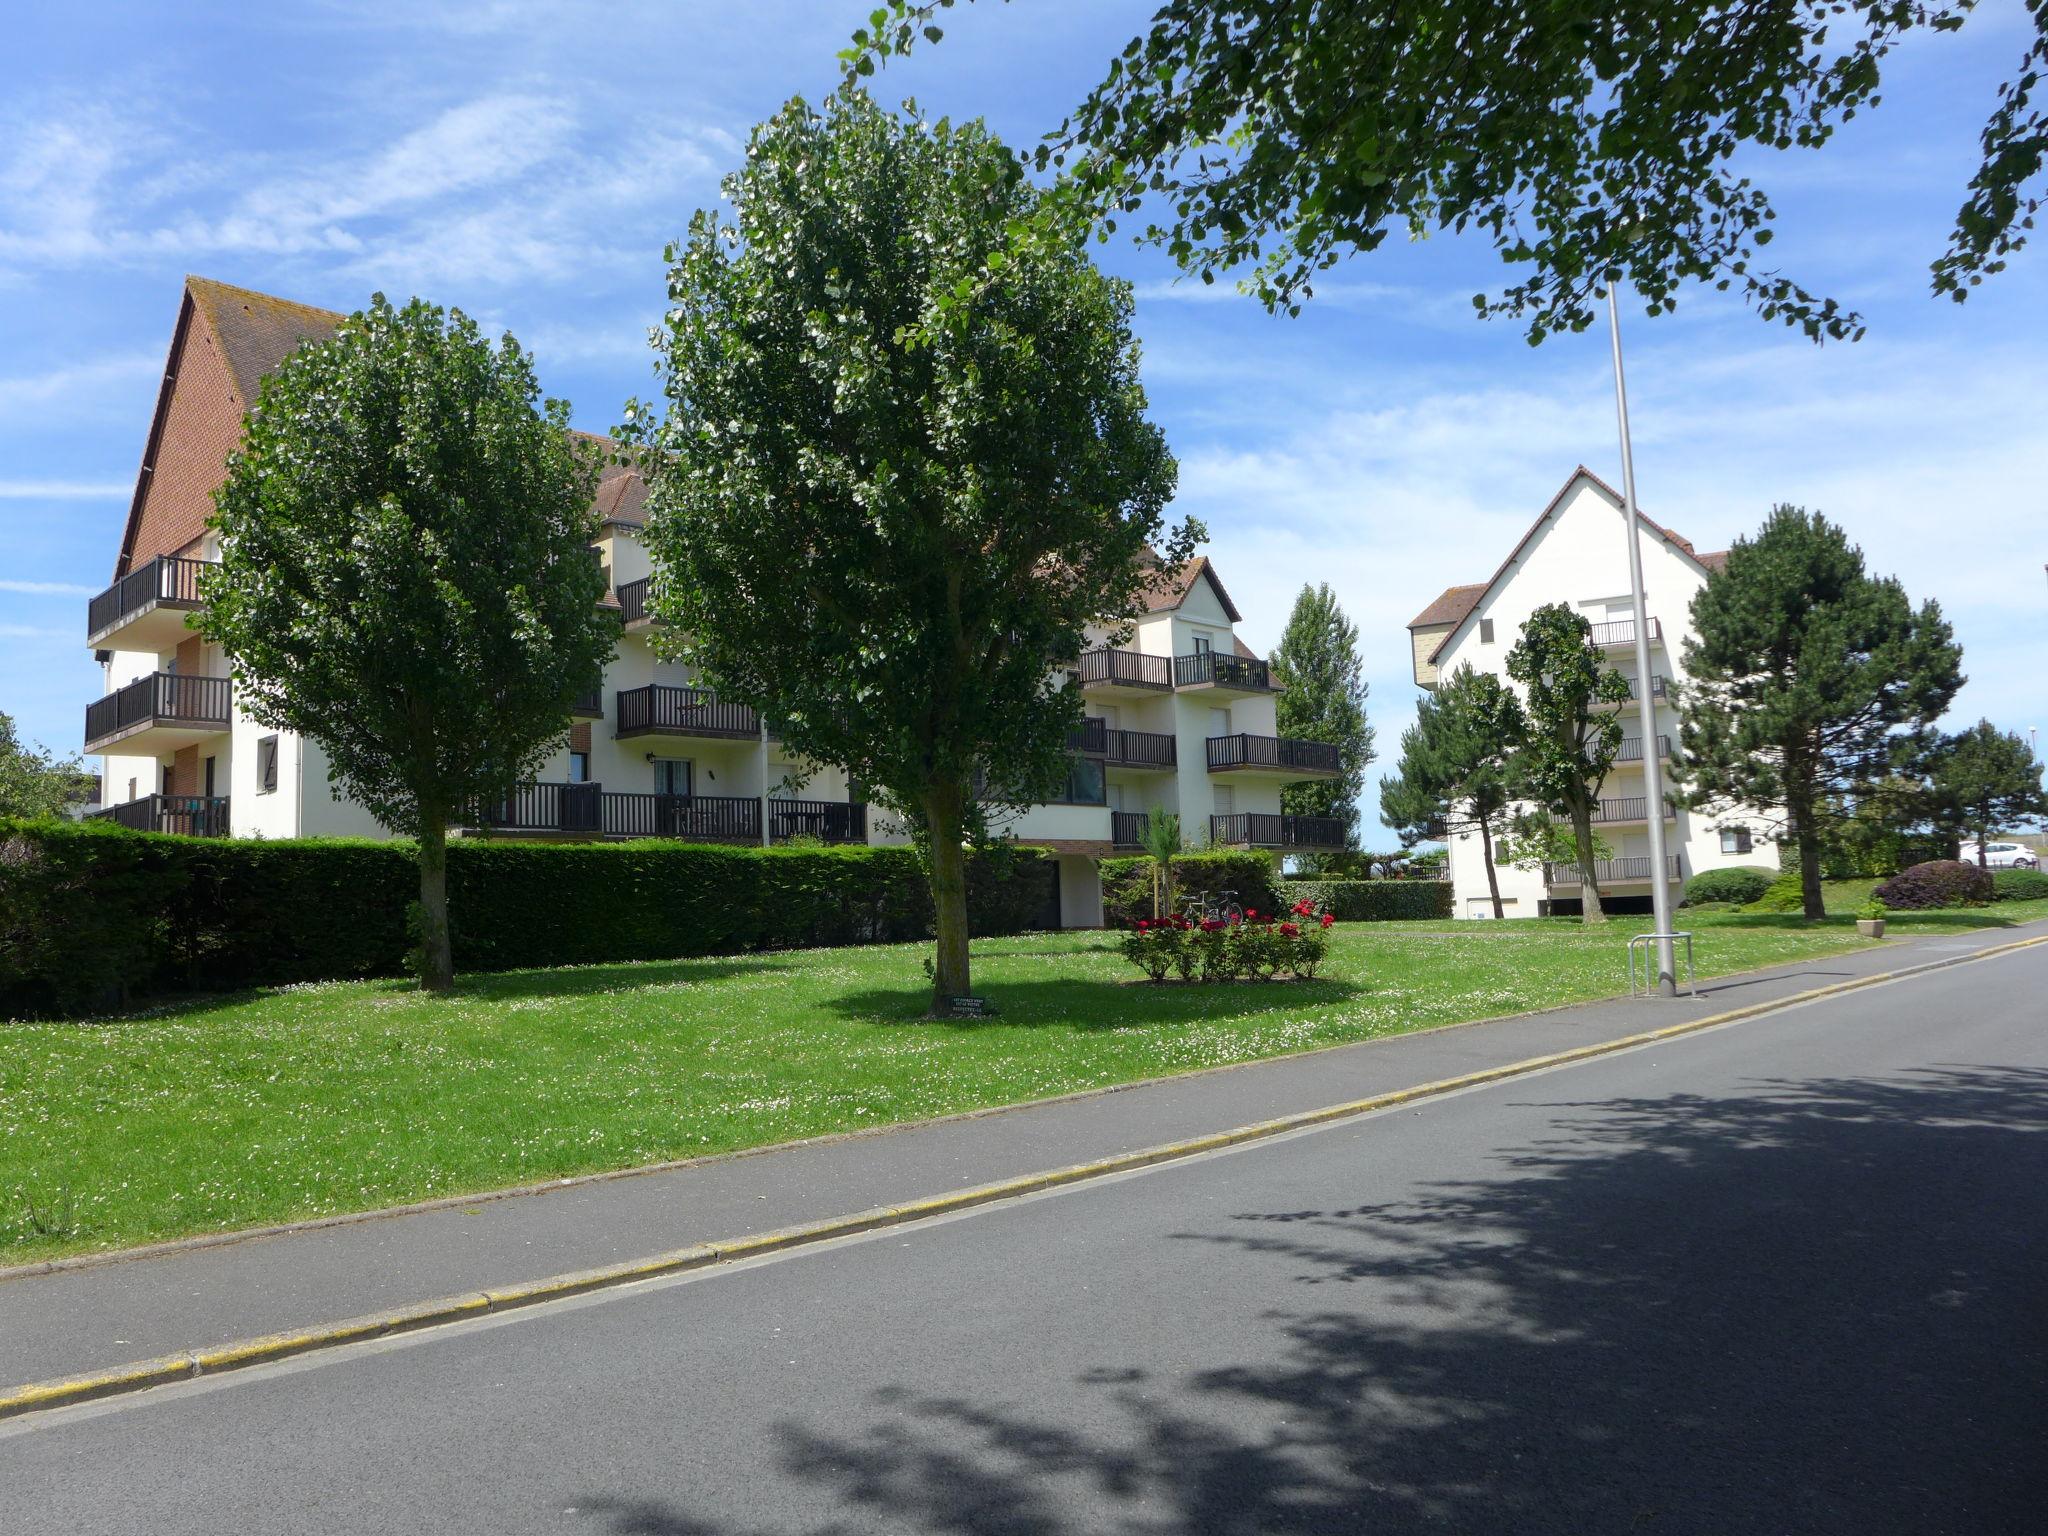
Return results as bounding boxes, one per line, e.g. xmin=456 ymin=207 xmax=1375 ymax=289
xmin=1857 ymin=917 xmax=1886 ymax=939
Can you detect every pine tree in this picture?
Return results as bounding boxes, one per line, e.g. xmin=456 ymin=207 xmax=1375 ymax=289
xmin=1927 ymin=720 xmax=2048 ymax=866
xmin=1675 ymin=506 xmax=1963 ymax=919
xmin=1273 ymin=583 xmax=1373 ymax=857
xmin=1379 ymin=665 xmax=1527 ymax=918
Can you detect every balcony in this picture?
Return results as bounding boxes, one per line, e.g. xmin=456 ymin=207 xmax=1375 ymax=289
xmin=1613 ymin=734 xmax=1674 ymax=764
xmin=1173 ymin=651 xmax=1277 ymax=694
xmin=85 ymin=672 xmax=231 ymax=754
xmin=570 ymin=685 xmax=604 ymax=719
xmin=614 ymin=684 xmax=760 ymax=741
xmin=1210 ymin=812 xmax=1347 ymax=850
xmin=87 ymin=555 xmax=213 ymax=649
xmin=469 ymin=783 xmax=868 ymax=843
xmin=616 ymin=576 xmax=656 ymax=629
xmin=1111 ymin=810 xmax=1149 ymax=848
xmin=1076 ymin=647 xmax=1171 ymax=694
xmin=1589 ymin=796 xmax=1675 ymax=826
xmin=1543 ymin=854 xmax=1683 ymax=886
xmin=1597 ymin=674 xmax=1672 ymax=709
xmin=1206 ymin=733 xmax=1342 ymax=778
xmin=1069 ymin=717 xmax=1177 ymax=770
xmin=89 ymin=794 xmax=231 ymax=837
xmin=1588 ymin=617 xmax=1664 ymax=650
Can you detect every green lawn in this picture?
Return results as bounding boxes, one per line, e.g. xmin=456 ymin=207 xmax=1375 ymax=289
xmin=5 ymin=893 xmax=2044 ymax=1263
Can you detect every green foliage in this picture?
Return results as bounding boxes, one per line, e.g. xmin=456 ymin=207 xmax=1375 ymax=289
xmin=1858 ymin=898 xmax=1888 ymax=922
xmin=1134 ymin=806 xmax=1182 ymax=918
xmin=0 ymin=819 xmax=1057 ymax=1018
xmin=1497 ymin=809 xmax=1613 ymax=874
xmin=852 ymin=1 xmax=2048 ymax=340
xmin=0 ymin=713 xmax=95 ymax=820
xmin=1118 ymin=912 xmax=1332 ymax=984
xmin=1926 ymin=719 xmax=2048 ymax=861
xmin=1380 ymin=662 xmax=1527 ymax=915
xmin=1871 ymin=859 xmax=1994 ymax=910
xmin=1683 ymin=866 xmax=1778 ymax=907
xmin=1280 ymin=880 xmax=1454 ymax=922
xmin=1273 ymin=583 xmax=1374 ymax=846
xmin=1747 ymin=869 xmax=1810 ymax=914
xmin=621 ymin=87 xmax=1186 ymax=1007
xmin=1991 ymin=867 xmax=2048 ymax=902
xmin=1675 ymin=506 xmax=1963 ymax=919
xmin=1099 ymin=850 xmax=1280 ymax=929
xmin=199 ymin=293 xmax=616 ymax=989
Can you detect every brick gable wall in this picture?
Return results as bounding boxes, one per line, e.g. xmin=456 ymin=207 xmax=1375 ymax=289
xmin=125 ymin=303 xmax=246 ymax=575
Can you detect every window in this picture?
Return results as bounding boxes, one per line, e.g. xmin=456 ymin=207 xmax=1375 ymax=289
xmin=655 ymin=759 xmax=692 ymax=797
xmin=1720 ymin=827 xmax=1752 ymax=855
xmin=256 ymin=735 xmax=279 ymax=795
xmin=1479 ymin=617 xmax=1495 ymax=643
xmin=1193 ymin=634 xmax=1212 ymax=656
xmin=203 ymin=755 xmax=217 ymax=798
xmin=568 ymin=751 xmax=591 ymax=784
xmin=1062 ymin=757 xmax=1107 ymax=806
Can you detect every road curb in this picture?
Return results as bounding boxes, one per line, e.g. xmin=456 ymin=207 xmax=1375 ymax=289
xmin=5 ymin=930 xmax=2041 ymax=1424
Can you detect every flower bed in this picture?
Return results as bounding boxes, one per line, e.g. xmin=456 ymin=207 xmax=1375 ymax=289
xmin=1118 ymin=898 xmax=1335 ymax=983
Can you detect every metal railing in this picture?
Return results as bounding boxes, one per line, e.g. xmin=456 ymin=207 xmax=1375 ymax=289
xmin=87 ymin=555 xmax=212 ymax=639
xmin=1614 ymin=734 xmax=1674 ymax=762
xmin=1210 ymin=813 xmax=1347 ymax=849
xmin=468 ymin=784 xmax=866 ymax=843
xmin=1111 ymin=810 xmax=1149 ymax=847
xmin=615 ymin=577 xmax=654 ymax=626
xmin=1104 ymin=727 xmax=1176 ymax=769
xmin=1173 ymin=651 xmax=1274 ymax=691
xmin=85 ymin=672 xmax=231 ymax=749
xmin=1543 ymin=854 xmax=1683 ymax=885
xmin=1076 ymin=647 xmax=1171 ymax=690
xmin=614 ymin=684 xmax=760 ymax=739
xmin=1205 ymin=734 xmax=1342 ymax=775
xmin=1589 ymin=796 xmax=1665 ymax=824
xmin=89 ymin=794 xmax=231 ymax=837
xmin=1589 ymin=617 xmax=1663 ymax=648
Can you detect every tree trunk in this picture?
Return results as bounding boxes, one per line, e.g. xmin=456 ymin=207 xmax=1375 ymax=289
xmin=1795 ymin=813 xmax=1825 ymax=920
xmin=417 ymin=811 xmax=455 ymax=993
xmin=1572 ymin=802 xmax=1606 ymax=924
xmin=1479 ymin=814 xmax=1504 ymax=920
xmin=1974 ymin=818 xmax=1989 ymax=869
xmin=924 ymin=782 xmax=972 ymax=1014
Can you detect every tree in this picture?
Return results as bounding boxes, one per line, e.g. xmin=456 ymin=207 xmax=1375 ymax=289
xmin=1273 ymin=583 xmax=1373 ymax=856
xmin=200 ymin=296 xmax=615 ymax=992
xmin=1927 ymin=720 xmax=2048 ymax=867
xmin=1379 ymin=664 xmax=1526 ymax=918
xmin=1674 ymin=506 xmax=1963 ymax=919
xmin=1505 ymin=604 xmax=1633 ymax=922
xmin=621 ymin=90 xmax=1185 ymax=1014
xmin=1136 ymin=806 xmax=1183 ymax=919
xmin=856 ymin=2 xmax=2045 ymax=340
xmin=0 ymin=713 xmax=95 ymax=819
xmin=1498 ymin=810 xmax=1613 ymax=880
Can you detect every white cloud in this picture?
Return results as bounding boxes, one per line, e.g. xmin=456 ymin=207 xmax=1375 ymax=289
xmin=0 ymin=579 xmax=95 ymax=596
xmin=0 ymin=353 xmax=159 ymax=414
xmin=0 ymin=480 xmax=131 ymax=499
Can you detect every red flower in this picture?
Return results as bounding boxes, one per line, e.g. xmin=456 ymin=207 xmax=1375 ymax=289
xmin=1291 ymin=898 xmax=1314 ymax=917
xmin=1201 ymin=918 xmax=1223 ymax=933
xmin=1281 ymin=921 xmax=1300 ymax=937
xmin=1320 ymin=912 xmax=1335 ymax=929
xmin=1136 ymin=919 xmax=1151 ymax=931
xmin=1245 ymin=909 xmax=1257 ymax=920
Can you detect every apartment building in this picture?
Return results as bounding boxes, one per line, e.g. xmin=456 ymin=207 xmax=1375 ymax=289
xmin=85 ymin=275 xmax=1343 ymax=926
xmin=1405 ymin=467 xmax=1778 ymax=919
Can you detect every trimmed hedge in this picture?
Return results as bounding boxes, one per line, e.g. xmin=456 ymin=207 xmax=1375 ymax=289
xmin=1683 ymin=865 xmax=1778 ymax=907
xmin=1100 ymin=850 xmax=1281 ymax=928
xmin=1280 ymin=879 xmax=1453 ymax=922
xmin=0 ymin=819 xmax=1057 ymax=1017
xmin=1991 ymin=866 xmax=2048 ymax=902
xmin=1871 ymin=859 xmax=1994 ymax=911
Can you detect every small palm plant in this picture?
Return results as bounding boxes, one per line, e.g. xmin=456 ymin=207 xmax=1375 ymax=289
xmin=1137 ymin=807 xmax=1182 ymax=919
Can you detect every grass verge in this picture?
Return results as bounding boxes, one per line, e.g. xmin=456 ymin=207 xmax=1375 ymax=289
xmin=5 ymin=893 xmax=2043 ymax=1262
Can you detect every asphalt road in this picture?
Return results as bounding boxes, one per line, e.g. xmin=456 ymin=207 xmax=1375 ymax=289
xmin=10 ymin=944 xmax=2045 ymax=1534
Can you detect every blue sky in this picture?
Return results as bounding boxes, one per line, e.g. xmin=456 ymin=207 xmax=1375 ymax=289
xmin=3 ymin=0 xmax=2043 ymax=833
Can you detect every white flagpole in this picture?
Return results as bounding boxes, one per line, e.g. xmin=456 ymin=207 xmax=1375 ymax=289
xmin=1606 ymin=284 xmax=1678 ymax=996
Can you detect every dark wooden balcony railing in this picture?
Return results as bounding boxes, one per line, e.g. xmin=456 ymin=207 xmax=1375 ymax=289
xmin=1076 ymin=647 xmax=1172 ymax=690
xmin=468 ymin=784 xmax=866 ymax=843
xmin=615 ymin=576 xmax=656 ymax=626
xmin=89 ymin=794 xmax=231 ymax=837
xmin=87 ymin=554 xmax=213 ymax=640
xmin=1111 ymin=810 xmax=1149 ymax=847
xmin=85 ymin=672 xmax=231 ymax=750
xmin=1210 ymin=813 xmax=1346 ymax=849
xmin=1589 ymin=617 xmax=1663 ymax=648
xmin=1104 ymin=727 xmax=1176 ymax=769
xmin=1614 ymin=734 xmax=1674 ymax=763
xmin=570 ymin=685 xmax=604 ymax=718
xmin=1173 ymin=651 xmax=1274 ymax=691
xmin=1543 ymin=854 xmax=1683 ymax=885
xmin=614 ymin=684 xmax=760 ymax=739
xmin=1068 ymin=716 xmax=1108 ymax=754
xmin=1205 ymin=734 xmax=1342 ymax=775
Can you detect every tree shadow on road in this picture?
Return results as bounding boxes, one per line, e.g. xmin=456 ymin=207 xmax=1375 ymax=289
xmin=576 ymin=1062 xmax=2048 ymax=1535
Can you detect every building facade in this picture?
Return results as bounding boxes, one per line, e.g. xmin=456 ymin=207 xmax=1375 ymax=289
xmin=84 ymin=276 xmax=1344 ymax=927
xmin=1405 ymin=467 xmax=1778 ymax=919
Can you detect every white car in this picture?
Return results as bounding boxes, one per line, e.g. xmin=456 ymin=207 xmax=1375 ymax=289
xmin=1959 ymin=841 xmax=2039 ymax=869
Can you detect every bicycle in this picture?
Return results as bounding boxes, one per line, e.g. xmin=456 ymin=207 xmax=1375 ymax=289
xmin=1184 ymin=887 xmax=1246 ymax=927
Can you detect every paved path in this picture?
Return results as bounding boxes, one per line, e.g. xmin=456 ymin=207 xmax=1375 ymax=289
xmin=2 ymin=920 xmax=2041 ymax=1391
xmin=8 ymin=929 xmax=2043 ymax=1533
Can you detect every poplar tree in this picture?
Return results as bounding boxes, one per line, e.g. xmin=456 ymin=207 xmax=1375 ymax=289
xmin=1273 ymin=583 xmax=1373 ymax=854
xmin=1379 ymin=664 xmax=1526 ymax=918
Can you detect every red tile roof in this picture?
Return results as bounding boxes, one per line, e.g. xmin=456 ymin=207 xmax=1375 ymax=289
xmin=1407 ymin=582 xmax=1486 ymax=630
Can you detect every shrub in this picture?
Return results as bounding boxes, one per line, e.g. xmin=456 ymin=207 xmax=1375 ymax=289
xmin=1116 ymin=902 xmax=1334 ymax=983
xmin=1871 ymin=859 xmax=1994 ymax=911
xmin=1280 ymin=879 xmax=1452 ymax=922
xmin=0 ymin=819 xmax=1058 ymax=1017
xmin=1990 ymin=866 xmax=2048 ymax=902
xmin=1683 ymin=866 xmax=1778 ymax=907
xmin=1100 ymin=850 xmax=1280 ymax=928
xmin=1747 ymin=869 xmax=1809 ymax=913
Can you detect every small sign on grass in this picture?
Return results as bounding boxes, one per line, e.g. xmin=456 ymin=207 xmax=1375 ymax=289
xmin=943 ymin=995 xmax=995 ymax=1018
